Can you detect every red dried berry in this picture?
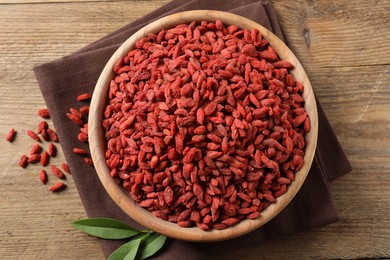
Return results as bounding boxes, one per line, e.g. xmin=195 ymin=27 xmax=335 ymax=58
xmin=28 ymin=154 xmax=41 ymax=163
xmin=61 ymin=162 xmax=71 ymax=174
xmin=51 ymin=165 xmax=65 ymax=179
xmin=49 ymin=182 xmax=66 ymax=192
xmin=73 ymin=148 xmax=87 ymax=155
xmin=83 ymin=157 xmax=94 ymax=167
xmin=66 ymin=113 xmax=83 ymax=126
xmin=80 ymin=126 xmax=88 ymax=135
xmin=47 ymin=128 xmax=58 ymax=142
xmin=70 ymin=107 xmax=82 ymax=119
xmin=48 ymin=143 xmax=57 ymax=157
xmin=77 ymin=93 xmax=92 ymax=101
xmin=40 ymin=129 xmax=50 ymax=141
xmin=27 ymin=130 xmax=40 ymax=142
xmin=40 ymin=151 xmax=50 ymax=166
xmin=6 ymin=128 xmax=16 ymax=142
xmin=19 ymin=155 xmax=28 ymax=168
xmin=36 ymin=121 xmax=48 ymax=134
xmin=77 ymin=132 xmax=88 ymax=142
xmin=79 ymin=106 xmax=90 ymax=115
xmin=30 ymin=144 xmax=42 ymax=155
xmin=37 ymin=108 xmax=50 ymax=119
xmin=39 ymin=170 xmax=48 ymax=184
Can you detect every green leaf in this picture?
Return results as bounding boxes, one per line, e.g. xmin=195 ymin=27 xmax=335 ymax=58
xmin=140 ymin=229 xmax=154 ymax=234
xmin=139 ymin=233 xmax=167 ymax=259
xmin=71 ymin=218 xmax=140 ymax=239
xmin=72 ymin=218 xmax=168 ymax=259
xmin=108 ymin=236 xmax=144 ymax=260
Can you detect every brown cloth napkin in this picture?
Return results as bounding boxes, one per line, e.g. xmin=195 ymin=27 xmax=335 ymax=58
xmin=34 ymin=0 xmax=352 ymax=258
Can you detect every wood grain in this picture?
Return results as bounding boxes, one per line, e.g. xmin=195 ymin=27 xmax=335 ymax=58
xmin=0 ymin=0 xmax=389 ymax=259
xmin=272 ymin=0 xmax=390 ymax=68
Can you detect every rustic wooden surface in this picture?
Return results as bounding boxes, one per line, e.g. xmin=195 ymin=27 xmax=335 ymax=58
xmin=0 ymin=0 xmax=389 ymax=259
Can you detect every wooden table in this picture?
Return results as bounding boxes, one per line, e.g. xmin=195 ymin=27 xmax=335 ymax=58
xmin=1 ymin=0 xmax=389 ymax=259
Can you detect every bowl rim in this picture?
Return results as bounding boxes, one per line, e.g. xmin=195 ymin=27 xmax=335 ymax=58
xmin=89 ymin=10 xmax=318 ymax=242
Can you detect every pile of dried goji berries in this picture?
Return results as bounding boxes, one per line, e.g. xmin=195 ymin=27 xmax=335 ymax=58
xmin=103 ymin=20 xmax=310 ymax=230
xmin=6 ymin=93 xmax=94 ymax=192
xmin=6 ymin=108 xmax=68 ymax=191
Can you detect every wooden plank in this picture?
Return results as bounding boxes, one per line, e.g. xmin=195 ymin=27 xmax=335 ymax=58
xmin=0 ymin=2 xmax=166 ymax=259
xmin=272 ymin=0 xmax=390 ymax=67
xmin=0 ymin=0 xmax=389 ymax=259
xmin=1 ymin=65 xmax=389 ymax=259
xmin=0 ymin=0 xmax=142 ymax=3
xmin=1 ymin=0 xmax=389 ymax=68
xmin=0 ymin=140 xmax=104 ymax=259
xmin=0 ymin=1 xmax=170 ymax=64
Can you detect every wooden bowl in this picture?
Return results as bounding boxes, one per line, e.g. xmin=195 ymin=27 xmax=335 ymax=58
xmin=89 ymin=10 xmax=318 ymax=242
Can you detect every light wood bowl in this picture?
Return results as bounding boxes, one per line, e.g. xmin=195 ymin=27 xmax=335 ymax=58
xmin=89 ymin=10 xmax=318 ymax=242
